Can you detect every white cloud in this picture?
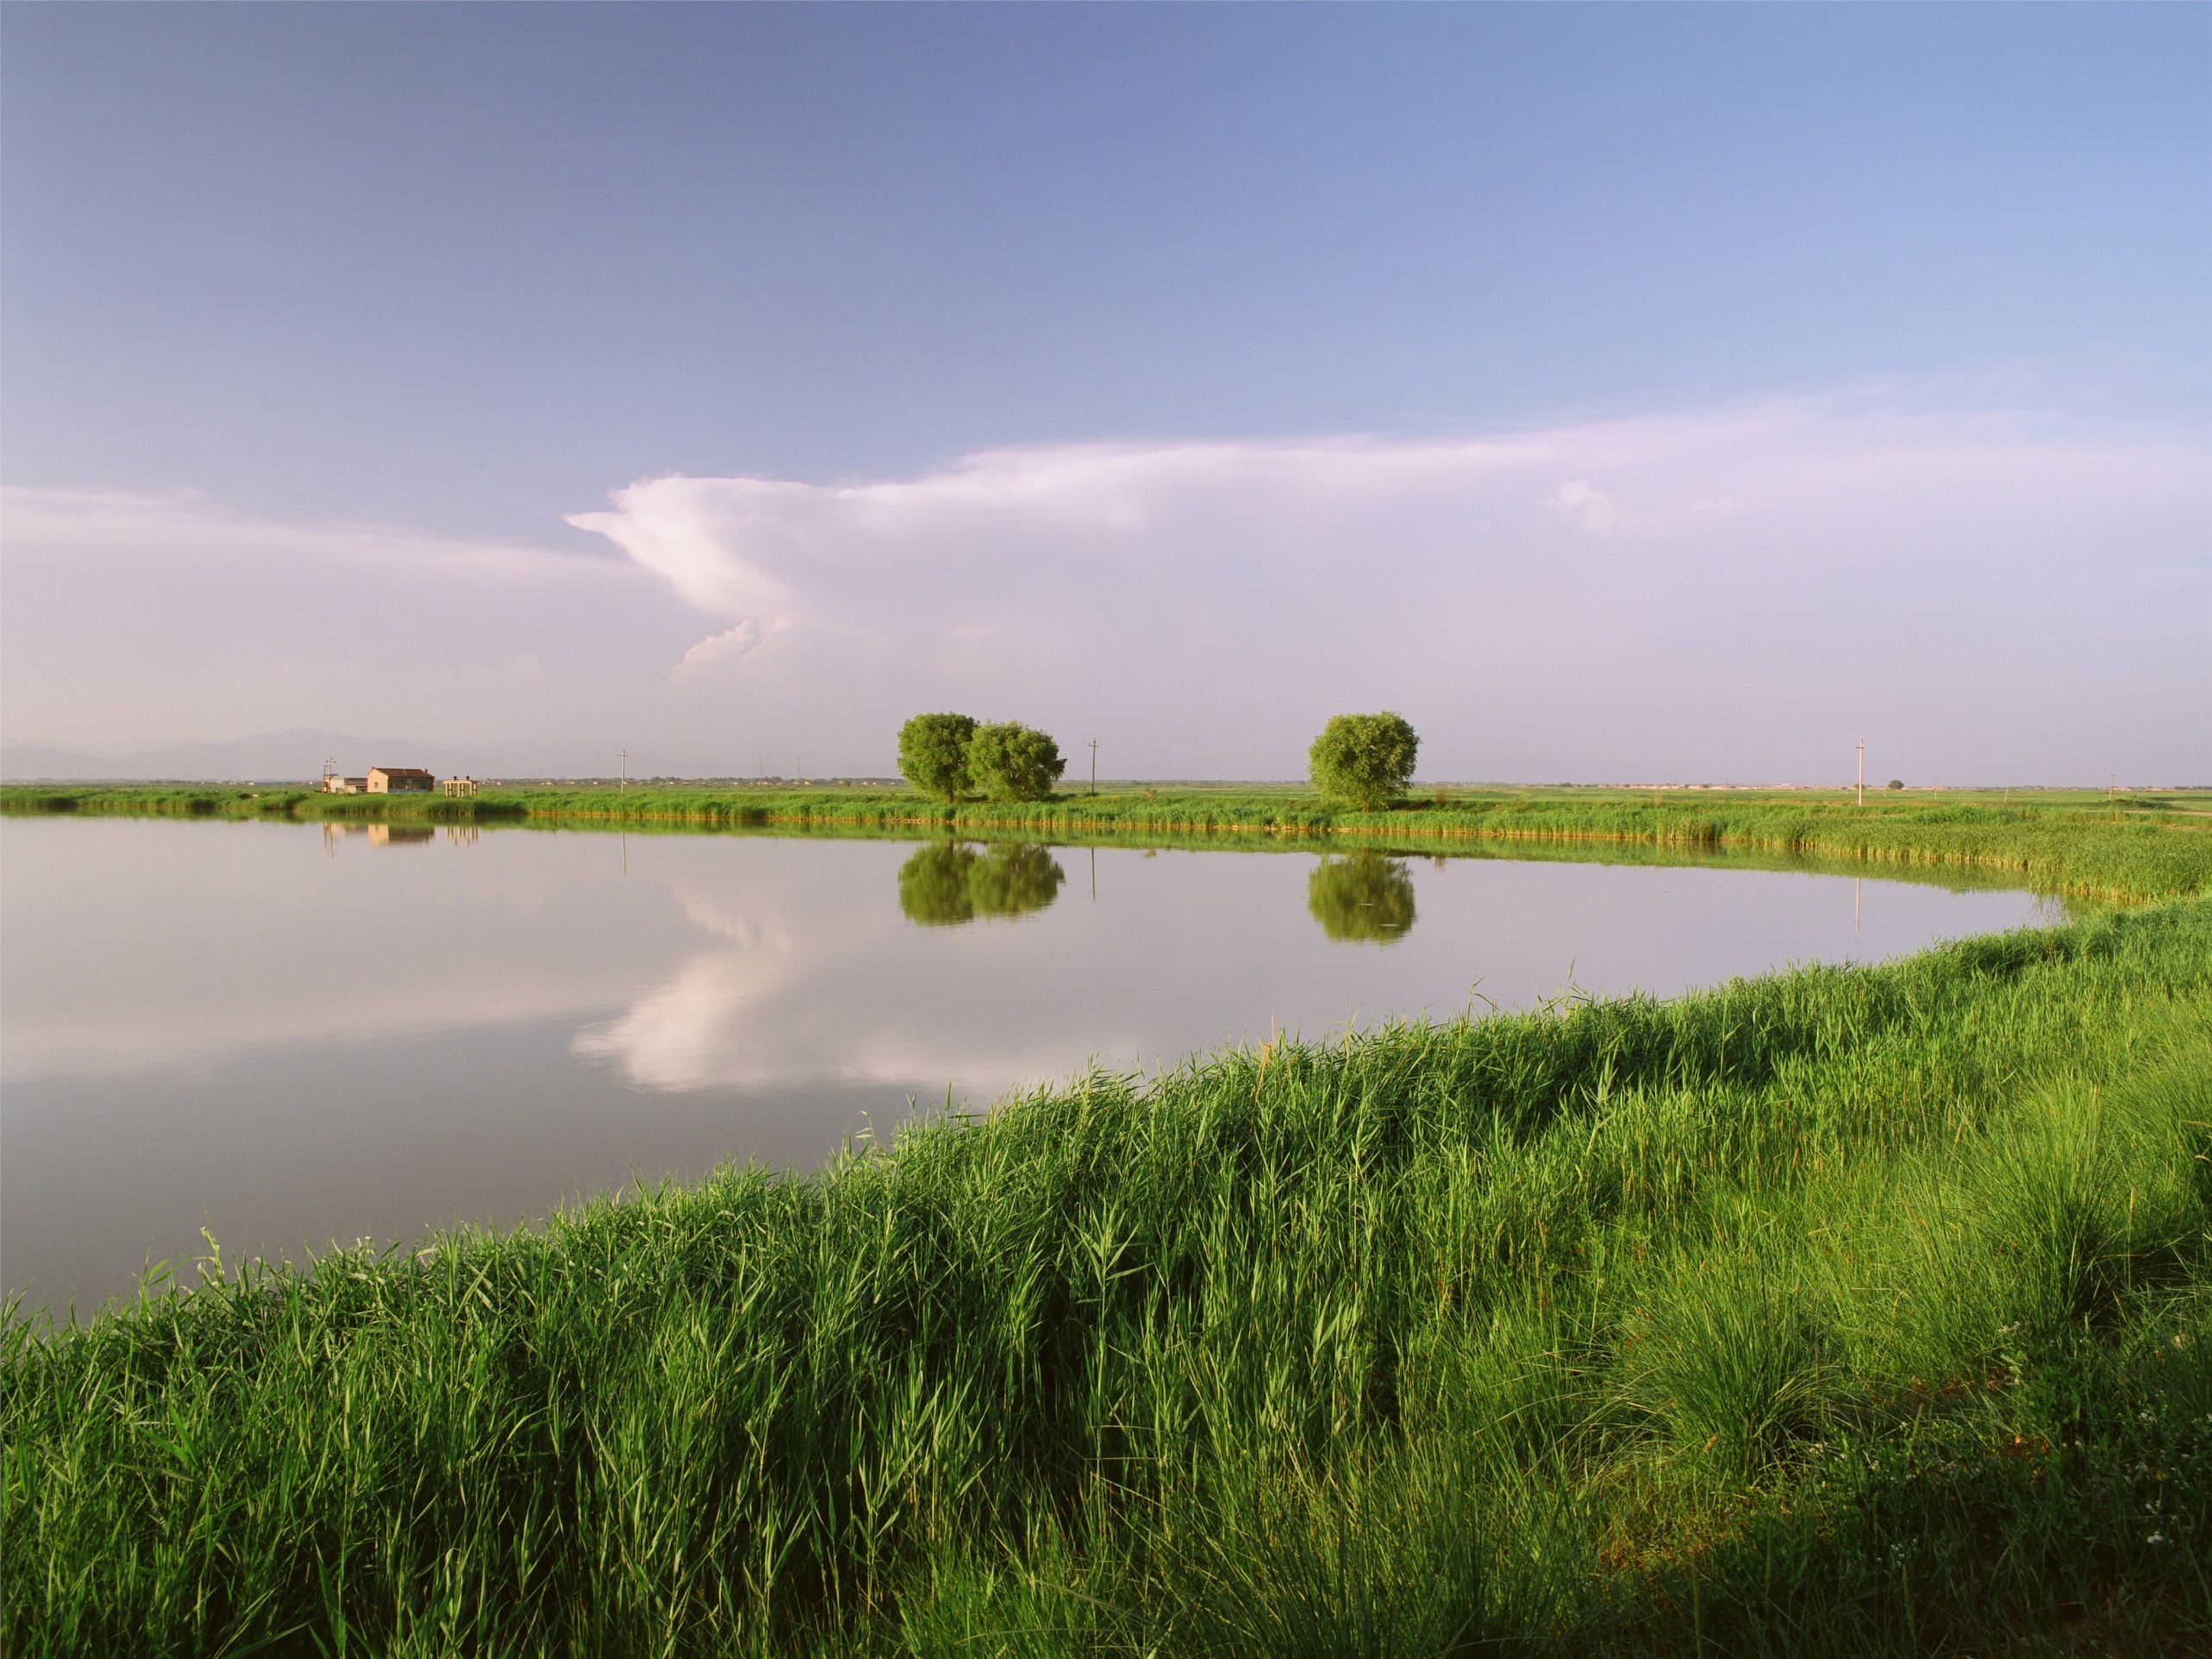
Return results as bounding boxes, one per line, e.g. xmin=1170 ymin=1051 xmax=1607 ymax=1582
xmin=564 ymin=385 xmax=2209 ymax=779
xmin=7 ymin=379 xmax=2207 ymax=781
xmin=673 ymin=619 xmax=771 ymax=679
xmin=1547 ymin=478 xmax=1632 ymax=535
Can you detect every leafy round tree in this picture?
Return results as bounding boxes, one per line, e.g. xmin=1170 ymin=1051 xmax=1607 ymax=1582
xmin=897 ymin=713 xmax=978 ymax=802
xmin=1308 ymin=711 xmax=1419 ymax=811
xmin=967 ymin=722 xmax=1065 ymax=802
xmin=1307 ymin=852 xmax=1417 ymax=944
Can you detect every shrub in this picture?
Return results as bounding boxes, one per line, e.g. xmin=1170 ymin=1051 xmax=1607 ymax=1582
xmin=1888 ymin=779 xmax=1905 ymax=790
xmin=1308 ymin=712 xmax=1419 ymax=811
xmin=898 ymin=713 xmax=978 ymax=802
xmin=967 ymin=723 xmax=1065 ymax=802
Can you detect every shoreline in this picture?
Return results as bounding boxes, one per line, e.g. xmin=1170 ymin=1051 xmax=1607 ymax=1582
xmin=6 ymin=781 xmax=2207 ymax=901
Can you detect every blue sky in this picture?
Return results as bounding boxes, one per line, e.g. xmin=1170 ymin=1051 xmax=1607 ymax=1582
xmin=3 ymin=3 xmax=2205 ymax=781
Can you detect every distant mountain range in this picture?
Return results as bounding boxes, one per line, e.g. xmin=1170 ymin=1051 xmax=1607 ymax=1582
xmin=1 ymin=729 xmax=485 ymax=782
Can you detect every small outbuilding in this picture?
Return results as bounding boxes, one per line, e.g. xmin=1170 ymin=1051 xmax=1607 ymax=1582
xmin=367 ymin=767 xmax=436 ymax=794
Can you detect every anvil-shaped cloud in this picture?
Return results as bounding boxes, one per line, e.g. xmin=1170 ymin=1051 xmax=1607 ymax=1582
xmin=564 ymin=385 xmax=2208 ymax=779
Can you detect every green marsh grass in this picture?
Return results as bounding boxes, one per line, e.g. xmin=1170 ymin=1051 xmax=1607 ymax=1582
xmin=9 ymin=782 xmax=2204 ymax=900
xmin=6 ymin=899 xmax=2209 ymax=1654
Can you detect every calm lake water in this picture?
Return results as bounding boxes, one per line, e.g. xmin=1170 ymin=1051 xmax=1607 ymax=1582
xmin=1 ymin=816 xmax=2059 ymax=1311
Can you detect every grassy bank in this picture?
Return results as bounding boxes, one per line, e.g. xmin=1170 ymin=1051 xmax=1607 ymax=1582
xmin=5 ymin=781 xmax=2209 ymax=900
xmin=0 ymin=783 xmax=531 ymax=824
xmin=7 ymin=900 xmax=2209 ymax=1655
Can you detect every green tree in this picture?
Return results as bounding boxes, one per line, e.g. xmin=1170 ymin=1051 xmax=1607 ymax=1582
xmin=897 ymin=713 xmax=978 ymax=802
xmin=897 ymin=842 xmax=1064 ymax=927
xmin=1308 ymin=711 xmax=1419 ymax=811
xmin=967 ymin=722 xmax=1066 ymax=802
xmin=1306 ymin=852 xmax=1417 ymax=943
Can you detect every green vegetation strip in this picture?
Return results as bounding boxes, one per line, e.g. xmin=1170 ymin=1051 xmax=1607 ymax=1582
xmin=7 ymin=901 xmax=2210 ymax=1655
xmin=7 ymin=783 xmax=2208 ymax=900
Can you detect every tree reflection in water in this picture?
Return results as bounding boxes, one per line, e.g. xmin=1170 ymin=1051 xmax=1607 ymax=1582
xmin=1307 ymin=852 xmax=1416 ymax=943
xmin=897 ymin=842 xmax=1066 ymax=927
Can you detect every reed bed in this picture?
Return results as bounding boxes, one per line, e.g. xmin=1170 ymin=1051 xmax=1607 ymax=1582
xmin=6 ymin=899 xmax=2209 ymax=1656
xmin=6 ymin=783 xmax=2206 ymax=900
xmin=567 ymin=789 xmax=2203 ymax=899
xmin=0 ymin=785 xmax=527 ymax=823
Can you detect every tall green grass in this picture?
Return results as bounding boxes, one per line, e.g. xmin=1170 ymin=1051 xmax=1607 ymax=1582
xmin=6 ymin=782 xmax=2206 ymax=899
xmin=0 ymin=785 xmax=527 ymax=823
xmin=7 ymin=901 xmax=2209 ymax=1655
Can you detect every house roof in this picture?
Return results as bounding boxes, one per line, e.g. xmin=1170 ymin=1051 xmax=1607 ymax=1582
xmin=369 ymin=766 xmax=435 ymax=778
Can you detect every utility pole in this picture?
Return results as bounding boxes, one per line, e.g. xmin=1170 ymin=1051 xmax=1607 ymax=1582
xmin=1857 ymin=736 xmax=1865 ymax=807
xmin=619 ymin=748 xmax=628 ymax=792
xmin=1090 ymin=739 xmax=1098 ymax=795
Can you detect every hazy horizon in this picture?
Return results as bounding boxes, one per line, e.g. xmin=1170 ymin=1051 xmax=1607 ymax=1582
xmin=4 ymin=728 xmax=2197 ymax=795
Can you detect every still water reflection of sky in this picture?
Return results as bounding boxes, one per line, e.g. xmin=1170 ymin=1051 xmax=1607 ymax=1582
xmin=2 ymin=817 xmax=2056 ymax=1310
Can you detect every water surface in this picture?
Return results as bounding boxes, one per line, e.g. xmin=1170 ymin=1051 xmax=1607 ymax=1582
xmin=2 ymin=817 xmax=2054 ymax=1309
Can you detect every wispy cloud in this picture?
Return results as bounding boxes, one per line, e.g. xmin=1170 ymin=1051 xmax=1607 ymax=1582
xmin=0 ymin=485 xmax=701 ymax=765
xmin=1546 ymin=479 xmax=1632 ymax=535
